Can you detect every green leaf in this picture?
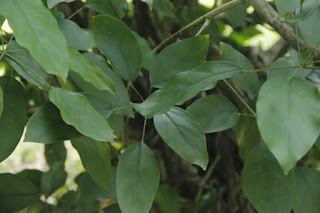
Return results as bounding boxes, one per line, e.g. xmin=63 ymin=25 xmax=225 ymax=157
xmin=17 ymin=170 xmax=43 ymax=192
xmin=223 ymin=0 xmax=249 ymax=27
xmin=45 ymin=142 xmax=67 ymax=166
xmin=85 ymin=0 xmax=128 ymax=19
xmin=0 ymin=15 xmax=5 ymax=25
xmin=49 ymin=87 xmax=113 ymax=142
xmin=187 ymin=94 xmax=239 ymax=133
xmin=133 ymin=61 xmax=241 ymax=118
xmin=194 ymin=189 xmax=219 ymax=213
xmin=47 ymin=0 xmax=75 ymax=9
xmin=94 ymin=14 xmax=141 ymax=82
xmin=72 ymin=136 xmax=112 ymax=190
xmin=150 ymin=36 xmax=209 ymax=88
xmin=103 ymin=204 xmax=122 ymax=213
xmin=293 ymin=167 xmax=320 ymax=213
xmin=6 ymin=41 xmax=52 ymax=90
xmin=0 ymin=0 xmax=69 ymax=80
xmin=154 ymin=107 xmax=209 ymax=170
xmin=41 ymin=162 xmax=67 ymax=196
xmin=295 ymin=0 xmax=318 ymax=21
xmin=256 ymin=77 xmax=320 ymax=174
xmin=153 ymin=0 xmax=175 ymax=17
xmin=298 ymin=8 xmax=320 ymax=49
xmin=275 ymin=0 xmax=300 ymax=17
xmin=316 ymin=136 xmax=320 ymax=150
xmin=117 ymin=142 xmax=160 ymax=213
xmin=155 ymin=184 xmax=181 ymax=213
xmin=57 ymin=18 xmax=96 ymax=51
xmin=0 ymin=173 xmax=39 ymax=212
xmin=0 ymin=86 xmax=3 ymax=118
xmin=221 ymin=42 xmax=258 ymax=96
xmin=108 ymin=113 xmax=123 ymax=137
xmin=69 ymin=48 xmax=115 ymax=93
xmin=141 ymin=0 xmax=153 ymax=9
xmin=24 ymin=103 xmax=80 ymax=144
xmin=0 ymin=77 xmax=26 ymax=162
xmin=81 ymin=92 xmax=113 ymax=120
xmin=242 ymin=144 xmax=294 ymax=213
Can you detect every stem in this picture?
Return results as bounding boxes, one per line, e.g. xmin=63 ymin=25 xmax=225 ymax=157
xmin=67 ymin=6 xmax=86 ymax=20
xmin=1 ymin=27 xmax=3 ymax=52
xmin=195 ymin=18 xmax=211 ymax=36
xmin=113 ymin=106 xmax=132 ymax=112
xmin=295 ymin=22 xmax=302 ymax=64
xmin=223 ymin=79 xmax=256 ymax=117
xmin=129 ymin=82 xmax=145 ymax=101
xmin=153 ymin=0 xmax=243 ymax=52
xmin=141 ymin=118 xmax=147 ymax=142
xmin=239 ymin=113 xmax=256 ymax=118
xmin=0 ymin=34 xmax=14 ymax=61
xmin=242 ymin=65 xmax=301 ymax=73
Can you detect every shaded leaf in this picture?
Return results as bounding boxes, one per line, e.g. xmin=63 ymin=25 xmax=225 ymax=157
xmin=154 ymin=107 xmax=208 ymax=170
xmin=45 ymin=142 xmax=67 ymax=166
xmin=17 ymin=170 xmax=43 ymax=192
xmin=108 ymin=113 xmax=123 ymax=137
xmin=47 ymin=0 xmax=75 ymax=9
xmin=49 ymin=87 xmax=113 ymax=142
xmin=194 ymin=189 xmax=219 ymax=213
xmin=275 ymin=0 xmax=300 ymax=17
xmin=223 ymin=1 xmax=249 ymax=27
xmin=85 ymin=0 xmax=128 ymax=19
xmin=155 ymin=184 xmax=181 ymax=213
xmin=132 ymin=31 xmax=156 ymax=69
xmin=141 ymin=0 xmax=153 ymax=9
xmin=298 ymin=8 xmax=320 ymax=49
xmin=41 ymin=162 xmax=67 ymax=196
xmin=256 ymin=77 xmax=320 ymax=174
xmin=81 ymin=92 xmax=113 ymax=120
xmin=294 ymin=0 xmax=318 ymax=21
xmin=117 ymin=142 xmax=160 ymax=213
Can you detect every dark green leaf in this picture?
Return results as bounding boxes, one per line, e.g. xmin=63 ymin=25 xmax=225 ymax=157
xmin=69 ymin=48 xmax=115 ymax=93
xmin=132 ymin=31 xmax=156 ymax=69
xmin=41 ymin=162 xmax=67 ymax=196
xmin=133 ymin=61 xmax=241 ymax=118
xmin=150 ymin=36 xmax=209 ymax=87
xmin=24 ymin=102 xmax=80 ymax=144
xmin=81 ymin=92 xmax=113 ymax=120
xmin=108 ymin=113 xmax=123 ymax=137
xmin=141 ymin=0 xmax=153 ymax=8
xmin=104 ymin=204 xmax=122 ymax=213
xmin=45 ymin=142 xmax=67 ymax=166
xmin=72 ymin=136 xmax=112 ymax=190
xmin=242 ymin=144 xmax=294 ymax=213
xmin=316 ymin=136 xmax=320 ymax=150
xmin=256 ymin=77 xmax=320 ymax=174
xmin=0 ymin=77 xmax=26 ymax=162
xmin=57 ymin=190 xmax=77 ymax=209
xmin=155 ymin=184 xmax=181 ymax=213
xmin=0 ymin=86 xmax=3 ymax=117
xmin=94 ymin=14 xmax=141 ymax=82
xmin=154 ymin=107 xmax=208 ymax=170
xmin=0 ymin=0 xmax=69 ymax=80
xmin=117 ymin=142 xmax=160 ymax=213
xmin=6 ymin=41 xmax=52 ymax=90
xmin=57 ymin=18 xmax=96 ymax=51
xmin=0 ymin=15 xmax=5 ymax=25
xmin=223 ymin=1 xmax=249 ymax=27
xmin=187 ymin=94 xmax=239 ymax=133
xmin=293 ymin=167 xmax=320 ymax=213
xmin=85 ymin=0 xmax=128 ymax=19
xmin=221 ymin=42 xmax=258 ymax=96
xmin=193 ymin=189 xmax=219 ymax=213
xmin=153 ymin=0 xmax=175 ymax=17
xmin=0 ymin=173 xmax=39 ymax=212
xmin=17 ymin=170 xmax=43 ymax=192
xmin=49 ymin=87 xmax=113 ymax=142
xmin=47 ymin=0 xmax=75 ymax=9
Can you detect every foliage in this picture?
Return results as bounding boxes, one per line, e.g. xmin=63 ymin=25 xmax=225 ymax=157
xmin=0 ymin=0 xmax=320 ymax=212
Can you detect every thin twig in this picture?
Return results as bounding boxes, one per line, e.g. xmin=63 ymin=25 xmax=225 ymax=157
xmin=67 ymin=6 xmax=86 ymax=20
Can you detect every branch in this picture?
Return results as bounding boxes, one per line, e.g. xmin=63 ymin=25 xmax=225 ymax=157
xmin=246 ymin=0 xmax=320 ymax=60
xmin=153 ymin=0 xmax=244 ymax=52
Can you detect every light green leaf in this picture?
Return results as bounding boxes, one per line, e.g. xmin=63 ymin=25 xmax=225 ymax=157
xmin=94 ymin=15 xmax=141 ymax=82
xmin=256 ymin=77 xmax=320 ymax=174
xmin=293 ymin=167 xmax=320 ymax=213
xmin=221 ymin=42 xmax=258 ymax=96
xmin=187 ymin=94 xmax=239 ymax=133
xmin=57 ymin=18 xmax=96 ymax=51
xmin=81 ymin=92 xmax=113 ymax=119
xmin=0 ymin=173 xmax=39 ymax=212
xmin=298 ymin=8 xmax=320 ymax=49
xmin=6 ymin=41 xmax=52 ymax=90
xmin=0 ymin=77 xmax=26 ymax=162
xmin=275 ymin=0 xmax=300 ymax=17
xmin=49 ymin=87 xmax=113 ymax=142
xmin=72 ymin=136 xmax=112 ymax=190
xmin=47 ymin=0 xmax=75 ymax=9
xmin=295 ymin=0 xmax=319 ymax=21
xmin=85 ymin=0 xmax=128 ymax=19
xmin=155 ymin=184 xmax=181 ymax=213
xmin=69 ymin=48 xmax=115 ymax=93
xmin=24 ymin=103 xmax=80 ymax=144
xmin=150 ymin=35 xmax=209 ymax=88
xmin=0 ymin=0 xmax=69 ymax=80
xmin=154 ymin=107 xmax=208 ymax=170
xmin=133 ymin=61 xmax=241 ymax=118
xmin=117 ymin=142 xmax=160 ymax=213
xmin=41 ymin=162 xmax=67 ymax=196
xmin=242 ymin=144 xmax=294 ymax=213
xmin=45 ymin=142 xmax=67 ymax=166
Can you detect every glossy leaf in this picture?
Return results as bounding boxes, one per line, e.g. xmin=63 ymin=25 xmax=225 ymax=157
xmin=155 ymin=184 xmax=181 ymax=213
xmin=49 ymin=87 xmax=113 ymax=142
xmin=150 ymin=35 xmax=209 ymax=87
xmin=41 ymin=162 xmax=67 ymax=196
xmin=85 ymin=0 xmax=128 ymax=19
xmin=24 ymin=103 xmax=80 ymax=144
xmin=47 ymin=0 xmax=75 ymax=9
xmin=293 ymin=167 xmax=320 ymax=213
xmin=6 ymin=41 xmax=52 ymax=90
xmin=154 ymin=107 xmax=208 ymax=170
xmin=45 ymin=142 xmax=67 ymax=166
xmin=0 ymin=173 xmax=39 ymax=212
xmin=187 ymin=94 xmax=239 ymax=133
xmin=68 ymin=48 xmax=115 ymax=93
xmin=133 ymin=61 xmax=241 ymax=118
xmin=72 ymin=136 xmax=112 ymax=190
xmin=242 ymin=144 xmax=294 ymax=213
xmin=256 ymin=77 xmax=320 ymax=174
xmin=221 ymin=42 xmax=258 ymax=96
xmin=0 ymin=77 xmax=27 ymax=162
xmin=0 ymin=0 xmax=69 ymax=80
xmin=117 ymin=142 xmax=160 ymax=213
xmin=132 ymin=31 xmax=156 ymax=69
xmin=57 ymin=18 xmax=96 ymax=51
xmin=94 ymin=15 xmax=141 ymax=82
